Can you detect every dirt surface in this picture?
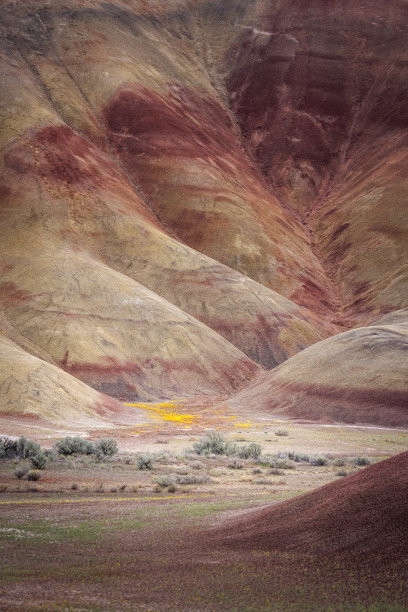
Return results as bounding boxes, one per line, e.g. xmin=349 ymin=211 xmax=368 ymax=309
xmin=210 ymin=451 xmax=408 ymax=558
xmin=0 ymin=425 xmax=407 ymax=611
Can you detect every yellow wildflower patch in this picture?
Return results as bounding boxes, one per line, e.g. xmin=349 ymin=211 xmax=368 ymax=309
xmin=124 ymin=401 xmax=198 ymax=424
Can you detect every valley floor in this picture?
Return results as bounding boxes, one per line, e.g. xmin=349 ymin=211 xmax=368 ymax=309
xmin=0 ymin=419 xmax=407 ymax=611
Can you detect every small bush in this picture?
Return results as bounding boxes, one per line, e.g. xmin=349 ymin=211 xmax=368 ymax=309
xmin=1 ymin=436 xmax=41 ymax=459
xmin=269 ymin=468 xmax=284 ymax=475
xmin=137 ymin=455 xmax=153 ymax=470
xmin=1 ymin=437 xmax=18 ymax=459
xmin=168 ymin=484 xmax=176 ymax=493
xmin=193 ymin=432 xmax=235 ymax=456
xmin=337 ymin=470 xmax=348 ymax=477
xmin=275 ymin=430 xmax=289 ymax=437
xmin=252 ymin=467 xmax=262 ymax=474
xmin=94 ymin=438 xmax=118 ymax=458
xmin=270 ymin=459 xmax=296 ymax=470
xmin=94 ymin=449 xmax=105 ymax=463
xmin=191 ymin=460 xmax=205 ymax=470
xmin=17 ymin=437 xmax=41 ymax=459
xmin=71 ymin=483 xmax=79 ymax=490
xmin=228 ymin=460 xmax=244 ymax=469
xmin=333 ymin=458 xmax=346 ymax=467
xmin=311 ymin=457 xmax=327 ymax=466
xmin=31 ymin=453 xmax=47 ymax=470
xmin=27 ymin=470 xmax=41 ymax=481
xmin=288 ymin=452 xmax=311 ymax=463
xmin=354 ymin=457 xmax=371 ymax=466
xmin=54 ymin=437 xmax=94 ymax=456
xmin=15 ymin=465 xmax=29 ymax=479
xmin=237 ymin=443 xmax=262 ymax=460
xmin=154 ymin=475 xmax=175 ymax=488
xmin=174 ymin=473 xmax=210 ymax=485
xmin=119 ymin=484 xmax=127 ymax=491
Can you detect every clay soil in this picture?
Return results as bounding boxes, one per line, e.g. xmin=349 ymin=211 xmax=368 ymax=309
xmin=0 ymin=419 xmax=407 ymax=611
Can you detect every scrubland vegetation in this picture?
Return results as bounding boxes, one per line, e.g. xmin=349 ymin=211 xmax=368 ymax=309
xmin=0 ymin=432 xmax=377 ymax=495
xmin=0 ymin=426 xmax=406 ymax=611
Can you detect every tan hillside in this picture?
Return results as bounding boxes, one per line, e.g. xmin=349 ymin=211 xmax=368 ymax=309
xmin=229 ymin=310 xmax=408 ymax=426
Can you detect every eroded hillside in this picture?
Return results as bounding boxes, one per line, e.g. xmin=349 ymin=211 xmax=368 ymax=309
xmin=1 ymin=0 xmax=407 ymax=425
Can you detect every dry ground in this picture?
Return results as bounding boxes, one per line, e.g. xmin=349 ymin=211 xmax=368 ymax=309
xmin=0 ymin=416 xmax=407 ymax=611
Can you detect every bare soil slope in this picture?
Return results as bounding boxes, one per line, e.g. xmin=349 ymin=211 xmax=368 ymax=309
xmin=229 ymin=310 xmax=408 ymax=426
xmin=1 ymin=0 xmax=408 ymax=424
xmin=210 ymin=451 xmax=408 ymax=562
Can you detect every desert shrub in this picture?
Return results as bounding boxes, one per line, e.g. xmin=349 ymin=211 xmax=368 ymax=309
xmin=276 ymin=460 xmax=296 ymax=470
xmin=237 ymin=442 xmax=262 ymax=459
xmin=94 ymin=438 xmax=118 ymax=458
xmin=71 ymin=483 xmax=79 ymax=490
xmin=193 ymin=432 xmax=236 ymax=456
xmin=15 ymin=465 xmax=29 ymax=479
xmin=137 ymin=455 xmax=153 ymax=470
xmin=275 ymin=430 xmax=289 ymax=437
xmin=0 ymin=437 xmax=18 ymax=459
xmin=154 ymin=475 xmax=176 ymax=488
xmin=54 ymin=437 xmax=94 ymax=456
xmin=353 ymin=457 xmax=371 ymax=466
xmin=228 ymin=459 xmax=244 ymax=469
xmin=1 ymin=436 xmax=41 ymax=459
xmin=119 ymin=484 xmax=127 ymax=492
xmin=27 ymin=470 xmax=41 ymax=481
xmin=269 ymin=468 xmax=284 ymax=475
xmin=190 ymin=460 xmax=205 ymax=470
xmin=333 ymin=458 xmax=346 ymax=467
xmin=174 ymin=473 xmax=210 ymax=485
xmin=252 ymin=467 xmax=262 ymax=474
xmin=288 ymin=452 xmax=311 ymax=463
xmin=17 ymin=437 xmax=42 ymax=459
xmin=31 ymin=453 xmax=46 ymax=470
xmin=260 ymin=454 xmax=296 ymax=469
xmin=270 ymin=459 xmax=295 ymax=470
xmin=168 ymin=484 xmax=177 ymax=493
xmin=311 ymin=456 xmax=327 ymax=466
xmin=337 ymin=470 xmax=348 ymax=477
xmin=43 ymin=449 xmax=55 ymax=461
xmin=169 ymin=465 xmax=190 ymax=475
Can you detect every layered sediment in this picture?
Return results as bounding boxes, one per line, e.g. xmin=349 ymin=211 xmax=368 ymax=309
xmin=1 ymin=0 xmax=407 ymax=423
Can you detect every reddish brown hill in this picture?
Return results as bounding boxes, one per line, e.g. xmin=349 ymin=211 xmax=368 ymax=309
xmin=0 ymin=0 xmax=407 ymax=423
xmin=211 ymin=452 xmax=408 ymax=561
xmin=224 ymin=0 xmax=408 ymax=325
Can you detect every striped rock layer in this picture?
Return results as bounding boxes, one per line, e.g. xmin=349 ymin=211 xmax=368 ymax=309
xmin=0 ymin=1 xmax=407 ymax=424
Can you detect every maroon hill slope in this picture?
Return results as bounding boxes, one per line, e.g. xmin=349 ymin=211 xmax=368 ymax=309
xmin=211 ymin=452 xmax=408 ymax=562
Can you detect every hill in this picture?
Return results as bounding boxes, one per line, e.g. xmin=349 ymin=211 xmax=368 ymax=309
xmin=1 ymin=0 xmax=407 ymax=423
xmin=210 ymin=451 xmax=408 ymax=562
xmin=229 ymin=310 xmax=408 ymax=426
